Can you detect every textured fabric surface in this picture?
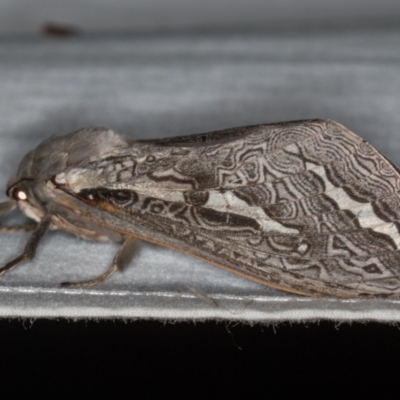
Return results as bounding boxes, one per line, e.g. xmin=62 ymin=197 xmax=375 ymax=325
xmin=1 ymin=0 xmax=400 ymax=36
xmin=1 ymin=30 xmax=400 ymax=320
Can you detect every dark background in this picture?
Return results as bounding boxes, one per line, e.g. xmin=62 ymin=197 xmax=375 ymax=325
xmin=1 ymin=319 xmax=399 ymax=397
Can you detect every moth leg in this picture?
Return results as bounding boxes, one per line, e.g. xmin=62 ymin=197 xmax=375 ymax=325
xmin=0 ymin=223 xmax=37 ymax=233
xmin=0 ymin=200 xmax=37 ymax=232
xmin=60 ymin=236 xmax=138 ymax=288
xmin=0 ymin=215 xmax=51 ymax=276
xmin=0 ymin=200 xmax=17 ymax=218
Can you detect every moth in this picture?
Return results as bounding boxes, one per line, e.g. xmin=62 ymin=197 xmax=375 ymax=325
xmin=1 ymin=119 xmax=400 ymax=298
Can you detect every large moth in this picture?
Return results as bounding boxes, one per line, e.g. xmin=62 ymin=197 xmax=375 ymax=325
xmin=0 ymin=119 xmax=399 ymax=298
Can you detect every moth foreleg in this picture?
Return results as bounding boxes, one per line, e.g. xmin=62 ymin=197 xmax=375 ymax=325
xmin=0 ymin=200 xmax=17 ymax=218
xmin=0 ymin=214 xmax=51 ymax=276
xmin=60 ymin=236 xmax=138 ymax=288
xmin=0 ymin=200 xmax=37 ymax=232
xmin=0 ymin=224 xmax=37 ymax=233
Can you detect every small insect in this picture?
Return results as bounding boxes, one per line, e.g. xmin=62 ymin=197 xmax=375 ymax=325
xmin=1 ymin=119 xmax=400 ymax=298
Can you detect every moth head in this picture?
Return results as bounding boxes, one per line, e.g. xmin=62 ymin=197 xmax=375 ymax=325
xmin=2 ymin=140 xmax=49 ymax=222
xmin=5 ymin=175 xmax=44 ymax=223
xmin=9 ymin=186 xmax=28 ymax=201
xmin=2 ymin=127 xmax=134 ymax=223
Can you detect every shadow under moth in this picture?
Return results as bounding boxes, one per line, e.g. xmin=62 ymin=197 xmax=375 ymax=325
xmin=0 ymin=119 xmax=399 ymax=298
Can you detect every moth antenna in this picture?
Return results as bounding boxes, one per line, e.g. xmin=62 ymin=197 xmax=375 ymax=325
xmin=0 ymin=215 xmax=51 ymax=276
xmin=60 ymin=236 xmax=137 ymax=288
xmin=0 ymin=200 xmax=17 ymax=218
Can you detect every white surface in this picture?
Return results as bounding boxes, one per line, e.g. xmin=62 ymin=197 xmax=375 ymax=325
xmin=1 ymin=30 xmax=400 ymax=320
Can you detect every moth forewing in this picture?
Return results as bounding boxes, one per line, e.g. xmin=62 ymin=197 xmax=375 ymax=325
xmin=1 ymin=119 xmax=400 ymax=297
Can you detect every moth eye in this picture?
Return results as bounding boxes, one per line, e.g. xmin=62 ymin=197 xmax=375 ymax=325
xmin=12 ymin=189 xmax=27 ymax=201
